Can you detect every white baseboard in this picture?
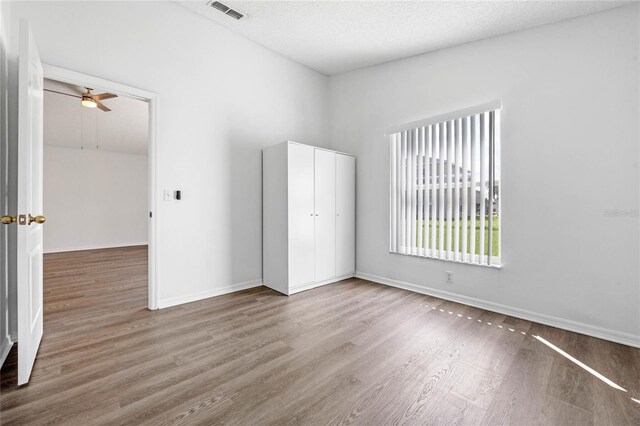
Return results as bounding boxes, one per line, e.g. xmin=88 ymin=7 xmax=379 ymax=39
xmin=44 ymin=242 xmax=148 ymax=254
xmin=0 ymin=336 xmax=13 ymax=368
xmin=157 ymin=279 xmax=263 ymax=309
xmin=356 ymin=271 xmax=640 ymax=349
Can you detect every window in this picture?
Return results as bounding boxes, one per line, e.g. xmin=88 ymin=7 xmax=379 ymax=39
xmin=389 ymin=102 xmax=501 ymax=266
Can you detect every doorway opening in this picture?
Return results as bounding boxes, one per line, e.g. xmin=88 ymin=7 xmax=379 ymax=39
xmin=42 ymin=65 xmax=158 ymax=310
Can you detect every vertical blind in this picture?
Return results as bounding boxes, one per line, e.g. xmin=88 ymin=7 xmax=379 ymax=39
xmin=389 ymin=105 xmax=501 ymax=266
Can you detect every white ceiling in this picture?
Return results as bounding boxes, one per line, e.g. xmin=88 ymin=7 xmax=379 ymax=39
xmin=44 ymin=79 xmax=149 ymax=155
xmin=178 ymin=0 xmax=632 ymax=75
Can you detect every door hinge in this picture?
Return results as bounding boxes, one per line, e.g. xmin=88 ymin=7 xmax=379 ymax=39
xmin=149 ymin=211 xmax=153 ymax=218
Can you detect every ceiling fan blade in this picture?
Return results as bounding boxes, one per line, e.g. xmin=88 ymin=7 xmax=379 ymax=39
xmin=96 ymin=101 xmax=111 ymax=112
xmin=43 ymin=88 xmax=82 ymax=98
xmin=92 ymin=93 xmax=117 ymax=101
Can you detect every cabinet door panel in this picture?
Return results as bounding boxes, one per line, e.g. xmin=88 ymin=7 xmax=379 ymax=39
xmin=314 ymin=149 xmax=336 ymax=282
xmin=288 ymin=143 xmax=315 ymax=287
xmin=336 ymin=154 xmax=355 ymax=276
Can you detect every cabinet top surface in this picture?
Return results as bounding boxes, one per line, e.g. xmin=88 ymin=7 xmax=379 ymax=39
xmin=265 ymin=140 xmax=355 ymax=158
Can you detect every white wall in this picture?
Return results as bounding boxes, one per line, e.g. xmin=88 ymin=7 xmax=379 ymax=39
xmin=43 ymin=146 xmax=148 ymax=252
xmin=9 ymin=1 xmax=330 ymax=307
xmin=329 ymin=6 xmax=640 ymax=345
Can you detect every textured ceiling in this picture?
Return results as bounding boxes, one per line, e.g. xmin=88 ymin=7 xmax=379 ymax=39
xmin=178 ymin=0 xmax=631 ymax=75
xmin=44 ymin=79 xmax=149 ymax=155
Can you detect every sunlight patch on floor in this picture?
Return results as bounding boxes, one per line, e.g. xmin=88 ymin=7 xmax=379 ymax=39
xmin=421 ymin=302 xmax=528 ymax=335
xmin=533 ymin=335 xmax=627 ymax=392
xmin=419 ymin=300 xmax=638 ymax=405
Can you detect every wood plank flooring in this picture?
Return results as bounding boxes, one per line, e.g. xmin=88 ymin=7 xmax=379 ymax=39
xmin=1 ymin=246 xmax=639 ymax=425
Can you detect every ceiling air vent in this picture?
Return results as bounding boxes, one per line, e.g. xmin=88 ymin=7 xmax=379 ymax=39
xmin=208 ymin=1 xmax=245 ymax=20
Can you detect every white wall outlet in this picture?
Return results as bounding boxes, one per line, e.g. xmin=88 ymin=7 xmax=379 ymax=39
xmin=446 ymin=271 xmax=454 ymax=283
xmin=164 ymin=189 xmax=173 ymax=201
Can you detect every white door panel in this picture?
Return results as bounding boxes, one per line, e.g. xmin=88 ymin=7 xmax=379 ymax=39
xmin=288 ymin=143 xmax=315 ymax=288
xmin=336 ymin=154 xmax=355 ymax=276
xmin=17 ymin=19 xmax=44 ymax=385
xmin=314 ymin=149 xmax=336 ymax=282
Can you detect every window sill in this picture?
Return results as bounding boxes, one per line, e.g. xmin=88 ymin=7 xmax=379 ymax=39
xmin=390 ymin=250 xmax=503 ymax=269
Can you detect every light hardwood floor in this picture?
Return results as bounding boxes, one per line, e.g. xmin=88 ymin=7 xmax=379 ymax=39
xmin=1 ymin=246 xmax=639 ymax=425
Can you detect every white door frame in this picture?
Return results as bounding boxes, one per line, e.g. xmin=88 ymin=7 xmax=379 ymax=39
xmin=41 ymin=64 xmax=159 ymax=310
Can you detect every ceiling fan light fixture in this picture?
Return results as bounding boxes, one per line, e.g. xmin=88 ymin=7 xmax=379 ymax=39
xmin=81 ymin=95 xmax=97 ymax=108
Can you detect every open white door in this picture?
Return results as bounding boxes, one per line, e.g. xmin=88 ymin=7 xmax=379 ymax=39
xmin=17 ymin=19 xmax=44 ymax=386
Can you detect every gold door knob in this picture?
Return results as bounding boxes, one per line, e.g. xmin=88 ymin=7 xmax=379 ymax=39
xmin=28 ymin=214 xmax=46 ymax=225
xmin=1 ymin=215 xmax=17 ymax=225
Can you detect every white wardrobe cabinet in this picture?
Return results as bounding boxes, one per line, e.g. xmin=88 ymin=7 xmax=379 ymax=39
xmin=263 ymin=141 xmax=355 ymax=295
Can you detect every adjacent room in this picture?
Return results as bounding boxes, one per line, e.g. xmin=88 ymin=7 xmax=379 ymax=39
xmin=40 ymin=77 xmax=150 ymax=341
xmin=42 ymin=79 xmax=148 ymax=255
xmin=0 ymin=1 xmax=638 ymax=425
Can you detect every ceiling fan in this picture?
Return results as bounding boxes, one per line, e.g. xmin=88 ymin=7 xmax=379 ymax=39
xmin=44 ymin=86 xmax=118 ymax=112
xmin=81 ymin=88 xmax=117 ymax=111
